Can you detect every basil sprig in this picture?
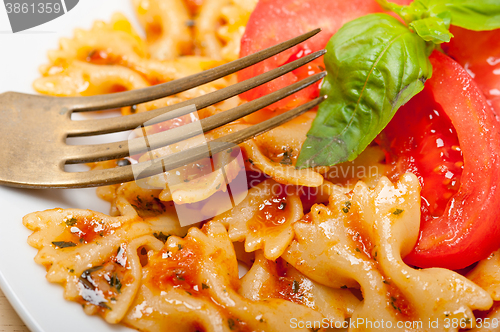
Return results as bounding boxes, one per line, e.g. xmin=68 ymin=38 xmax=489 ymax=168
xmin=297 ymin=14 xmax=431 ymax=167
xmin=297 ymin=0 xmax=500 ymax=168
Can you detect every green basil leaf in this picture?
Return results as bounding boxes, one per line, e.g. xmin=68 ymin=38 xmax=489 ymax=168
xmin=375 ymin=0 xmax=424 ymax=23
xmin=296 ymin=14 xmax=432 ymax=168
xmin=428 ymin=0 xmax=500 ymax=31
xmin=375 ymin=0 xmax=403 ymax=14
xmin=410 ymin=17 xmax=454 ymax=43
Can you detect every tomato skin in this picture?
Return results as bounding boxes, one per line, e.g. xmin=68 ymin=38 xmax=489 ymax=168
xmin=238 ymin=0 xmax=384 ymax=121
xmin=402 ymin=51 xmax=500 ymax=270
xmin=443 ymin=27 xmax=500 ymax=117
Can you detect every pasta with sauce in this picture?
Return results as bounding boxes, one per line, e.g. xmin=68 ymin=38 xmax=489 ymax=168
xmin=24 ymin=0 xmax=500 ymax=331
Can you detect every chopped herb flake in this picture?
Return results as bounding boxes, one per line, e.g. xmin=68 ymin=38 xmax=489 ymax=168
xmin=280 ymin=149 xmax=294 ymax=165
xmin=65 ymin=217 xmax=78 ymax=226
xmin=393 ymin=208 xmax=404 ymax=215
xmin=390 ymin=301 xmax=401 ymax=312
xmin=153 ymin=232 xmax=170 ymax=243
xmin=52 ymin=241 xmax=77 ymax=248
xmin=79 ymin=266 xmax=104 ymax=290
xmin=228 ymin=318 xmax=236 ymax=330
xmin=292 ymin=280 xmax=300 ymax=294
xmin=109 ymin=273 xmax=122 ymax=293
xmin=342 ymin=201 xmax=352 ymax=213
xmin=99 ymin=302 xmax=112 ymax=310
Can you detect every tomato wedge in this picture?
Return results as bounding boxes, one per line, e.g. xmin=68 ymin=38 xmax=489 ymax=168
xmin=237 ymin=0 xmax=384 ymax=122
xmin=381 ymin=51 xmax=500 ymax=270
xmin=443 ymin=26 xmax=500 ymax=117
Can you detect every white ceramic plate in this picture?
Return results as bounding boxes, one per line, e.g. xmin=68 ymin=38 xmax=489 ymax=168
xmin=0 ymin=1 xmax=142 ymax=331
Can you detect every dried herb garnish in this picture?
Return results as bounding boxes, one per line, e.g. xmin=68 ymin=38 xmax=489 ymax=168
xmin=292 ymin=280 xmax=300 ymax=294
xmin=153 ymin=232 xmax=170 ymax=243
xmin=228 ymin=318 xmax=236 ymax=330
xmin=393 ymin=208 xmax=404 ymax=215
xmin=280 ymin=149 xmax=294 ymax=165
xmin=342 ymin=201 xmax=351 ymax=213
xmin=79 ymin=265 xmax=104 ymax=290
xmin=52 ymin=241 xmax=77 ymax=248
xmin=109 ymin=273 xmax=122 ymax=293
xmin=65 ymin=217 xmax=78 ymax=226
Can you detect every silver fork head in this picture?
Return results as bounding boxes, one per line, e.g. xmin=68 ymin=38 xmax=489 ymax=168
xmin=0 ymin=29 xmax=326 ymax=189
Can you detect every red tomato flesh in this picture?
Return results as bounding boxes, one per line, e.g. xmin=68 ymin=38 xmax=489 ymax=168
xmin=382 ymin=51 xmax=500 ymax=269
xmin=443 ymin=27 xmax=500 ymax=117
xmin=238 ymin=0 xmax=384 ymax=122
xmin=380 ymin=88 xmax=464 ymax=223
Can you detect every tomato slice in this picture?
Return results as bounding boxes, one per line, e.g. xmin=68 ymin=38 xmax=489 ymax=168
xmin=380 ymin=51 xmax=500 ymax=270
xmin=443 ymin=27 xmax=500 ymax=116
xmin=237 ymin=0 xmax=384 ymax=122
xmin=379 ymin=88 xmax=464 ymax=222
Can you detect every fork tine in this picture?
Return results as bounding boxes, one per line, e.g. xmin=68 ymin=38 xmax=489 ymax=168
xmin=65 ymin=29 xmax=321 ymax=113
xmin=67 ymin=49 xmax=326 ymax=137
xmin=63 ymin=96 xmax=325 ymax=188
xmin=64 ymin=72 xmax=326 ymax=164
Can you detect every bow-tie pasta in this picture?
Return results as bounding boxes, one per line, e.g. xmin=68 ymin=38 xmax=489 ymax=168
xmin=283 ymin=174 xmax=492 ymax=331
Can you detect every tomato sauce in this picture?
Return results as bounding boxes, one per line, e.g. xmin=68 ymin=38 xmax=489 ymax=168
xmin=247 ymin=189 xmax=292 ymax=236
xmin=56 ymin=215 xmax=112 ymax=245
xmin=148 ymin=240 xmax=202 ymax=291
xmin=267 ymin=258 xmax=306 ymax=304
xmin=384 ymin=279 xmax=417 ymax=321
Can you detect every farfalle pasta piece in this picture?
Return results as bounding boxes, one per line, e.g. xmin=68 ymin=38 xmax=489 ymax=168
xmin=323 ymin=145 xmax=387 ymax=189
xmin=124 ymin=221 xmax=328 ymax=332
xmin=466 ymin=250 xmax=500 ymax=331
xmin=36 ymin=12 xmax=224 ymax=92
xmin=40 ymin=13 xmax=147 ymax=69
xmin=24 ymin=209 xmax=160 ymax=323
xmin=283 ymin=174 xmax=492 ymax=331
xmin=240 ymin=250 xmax=360 ymax=324
xmin=216 ymin=0 xmax=257 ymax=61
xmin=357 ymin=176 xmax=493 ymax=329
xmin=34 ymin=60 xmax=149 ymax=96
xmin=206 ymin=116 xmax=326 ymax=187
xmin=214 ymin=179 xmax=303 ymax=260
xmin=75 ymin=235 xmax=164 ymax=323
xmin=469 ymin=303 xmax=500 ymax=332
xmin=132 ymin=0 xmax=192 ymax=60
xmin=22 ymin=198 xmax=193 ymax=324
xmin=222 ymin=113 xmax=324 ymax=187
xmin=138 ymin=119 xmax=324 ymax=205
xmin=194 ymin=0 xmax=229 ymax=60
xmin=467 ymin=249 xmax=500 ymax=301
xmin=123 ymin=285 xmax=231 ymax=332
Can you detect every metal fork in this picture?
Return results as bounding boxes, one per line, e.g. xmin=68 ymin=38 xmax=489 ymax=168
xmin=0 ymin=29 xmax=326 ymax=189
